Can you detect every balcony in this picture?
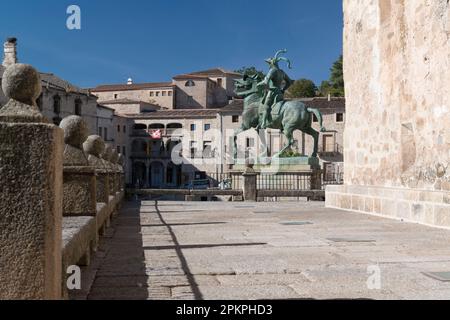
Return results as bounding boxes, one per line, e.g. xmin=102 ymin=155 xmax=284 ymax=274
xmin=131 ymin=129 xmax=184 ymax=138
xmin=318 ymin=143 xmax=343 ymax=156
xmin=131 ymin=129 xmax=150 ymax=137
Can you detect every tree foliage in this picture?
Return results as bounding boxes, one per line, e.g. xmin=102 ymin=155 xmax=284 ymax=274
xmin=286 ymin=78 xmax=317 ymax=98
xmin=320 ymin=55 xmax=344 ymax=97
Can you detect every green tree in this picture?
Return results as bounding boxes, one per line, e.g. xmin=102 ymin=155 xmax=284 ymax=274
xmin=319 ymin=80 xmax=332 ymax=97
xmin=286 ymin=78 xmax=317 ymax=98
xmin=320 ymin=55 xmax=344 ymax=97
xmin=234 ymin=66 xmax=265 ymax=79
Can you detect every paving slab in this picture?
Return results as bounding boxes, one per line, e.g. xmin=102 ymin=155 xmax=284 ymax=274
xmin=74 ymin=200 xmax=450 ymax=300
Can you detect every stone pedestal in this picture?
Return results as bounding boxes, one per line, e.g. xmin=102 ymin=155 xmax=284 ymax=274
xmin=63 ymin=166 xmax=96 ymax=216
xmin=96 ymin=170 xmax=110 ymax=203
xmin=0 ymin=122 xmax=63 ymax=299
xmin=242 ymin=167 xmax=257 ymax=202
xmin=0 ymin=64 xmax=63 ymax=299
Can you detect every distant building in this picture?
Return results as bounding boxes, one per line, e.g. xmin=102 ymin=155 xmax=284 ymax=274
xmin=91 ymin=68 xmax=241 ymax=110
xmin=0 ymin=38 xmax=127 ymax=168
xmin=1 ymin=38 xmax=345 ymax=189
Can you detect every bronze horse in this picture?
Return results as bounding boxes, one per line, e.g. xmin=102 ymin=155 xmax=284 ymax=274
xmin=233 ymin=74 xmax=326 ymax=160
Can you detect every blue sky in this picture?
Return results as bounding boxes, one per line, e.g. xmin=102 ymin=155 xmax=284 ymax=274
xmin=0 ymin=0 xmax=343 ymax=88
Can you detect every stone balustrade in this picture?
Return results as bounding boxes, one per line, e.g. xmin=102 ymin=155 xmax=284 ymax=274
xmin=0 ymin=63 xmax=125 ymax=300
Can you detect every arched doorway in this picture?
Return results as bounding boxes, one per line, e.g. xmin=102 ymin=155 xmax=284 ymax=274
xmin=166 ymin=162 xmax=182 ymax=187
xmin=132 ymin=162 xmax=146 ymax=188
xmin=149 ymin=162 xmax=164 ymax=188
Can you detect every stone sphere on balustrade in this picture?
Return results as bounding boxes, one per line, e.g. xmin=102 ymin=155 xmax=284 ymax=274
xmin=101 ymin=145 xmax=113 ymax=161
xmin=2 ymin=63 xmax=42 ymax=106
xmin=83 ymin=135 xmax=105 ymax=158
xmin=59 ymin=115 xmax=88 ymax=149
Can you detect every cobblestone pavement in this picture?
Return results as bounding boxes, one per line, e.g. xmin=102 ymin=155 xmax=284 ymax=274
xmin=72 ymin=200 xmax=450 ymax=300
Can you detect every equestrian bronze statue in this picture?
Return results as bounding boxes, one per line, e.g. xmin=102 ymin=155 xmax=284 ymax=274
xmin=232 ymin=50 xmax=326 ymax=160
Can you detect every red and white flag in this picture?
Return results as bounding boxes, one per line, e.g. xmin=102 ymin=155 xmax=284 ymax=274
xmin=149 ymin=129 xmax=162 ymax=140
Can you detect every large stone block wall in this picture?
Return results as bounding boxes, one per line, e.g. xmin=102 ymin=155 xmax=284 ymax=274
xmin=328 ymin=0 xmax=450 ymax=227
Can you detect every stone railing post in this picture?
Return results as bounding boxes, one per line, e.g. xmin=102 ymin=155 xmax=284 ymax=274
xmin=84 ymin=136 xmax=109 ymax=204
xmin=110 ymin=150 xmax=120 ymax=194
xmin=242 ymin=164 xmax=257 ymax=202
xmin=118 ymin=154 xmax=125 ymax=191
xmin=0 ymin=64 xmax=62 ymax=299
xmin=101 ymin=145 xmax=115 ymax=196
xmin=60 ymin=116 xmax=96 ymax=216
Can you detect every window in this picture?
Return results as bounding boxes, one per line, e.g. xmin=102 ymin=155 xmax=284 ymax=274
xmin=123 ymin=125 xmax=126 ymax=133
xmin=203 ymin=141 xmax=212 ymax=158
xmin=312 ymin=114 xmax=319 ymax=122
xmin=114 ymin=94 xmax=118 ymax=99
xmin=117 ymin=125 xmax=121 ymax=133
xmin=117 ymin=146 xmax=121 ymax=154
xmin=204 ymin=124 xmax=211 ymax=131
xmin=162 ymin=91 xmax=166 ymax=96
xmin=122 ymin=146 xmax=126 ymax=156
xmin=190 ymin=124 xmax=196 ymax=132
xmin=156 ymin=92 xmax=160 ymax=97
xmin=98 ymin=127 xmax=103 ymax=137
xmin=150 ymin=92 xmax=154 ymax=97
xmin=53 ymin=95 xmax=61 ymax=114
xmin=168 ymin=91 xmax=172 ymax=97
xmin=104 ymin=128 xmax=108 ymax=141
xmin=246 ymin=138 xmax=255 ymax=148
xmin=74 ymin=99 xmax=82 ymax=116
xmin=323 ymin=134 xmax=335 ymax=153
xmin=190 ymin=141 xmax=197 ymax=159
xmin=232 ymin=115 xmax=239 ymax=123
xmin=187 ymin=96 xmax=194 ymax=104
xmin=336 ymin=113 xmax=344 ymax=123
xmin=217 ymin=78 xmax=223 ymax=87
xmin=166 ymin=167 xmax=174 ymax=184
xmin=185 ymin=80 xmax=195 ymax=87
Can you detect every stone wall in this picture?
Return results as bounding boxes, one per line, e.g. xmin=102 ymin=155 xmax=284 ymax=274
xmin=0 ymin=63 xmax=126 ymax=299
xmin=327 ymin=0 xmax=450 ymax=228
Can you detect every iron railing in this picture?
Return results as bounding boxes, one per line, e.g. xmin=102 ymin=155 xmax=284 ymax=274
xmin=322 ymin=172 xmax=344 ymax=187
xmin=257 ymin=173 xmax=313 ymax=190
xmin=207 ymin=172 xmax=243 ymax=190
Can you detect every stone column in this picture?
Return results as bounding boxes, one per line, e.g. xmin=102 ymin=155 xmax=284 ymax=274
xmin=60 ymin=116 xmax=96 ymax=216
xmin=0 ymin=64 xmax=62 ymax=299
xmin=83 ymin=135 xmax=109 ymax=204
xmin=242 ymin=164 xmax=257 ymax=202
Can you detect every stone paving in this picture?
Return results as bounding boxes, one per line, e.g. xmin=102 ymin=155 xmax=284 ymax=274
xmin=72 ymin=200 xmax=450 ymax=300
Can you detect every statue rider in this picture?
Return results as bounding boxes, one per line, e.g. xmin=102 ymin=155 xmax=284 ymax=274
xmin=257 ymin=49 xmax=294 ymax=129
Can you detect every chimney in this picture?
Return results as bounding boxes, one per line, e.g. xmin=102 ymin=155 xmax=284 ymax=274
xmin=327 ymin=93 xmax=331 ymax=102
xmin=3 ymin=37 xmax=18 ymax=67
xmin=127 ymin=78 xmax=133 ymax=85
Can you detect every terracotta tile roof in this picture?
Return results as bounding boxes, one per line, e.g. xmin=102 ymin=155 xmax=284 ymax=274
xmin=188 ymin=68 xmax=241 ymax=77
xmin=218 ymin=100 xmax=244 ymax=114
xmin=297 ymin=97 xmax=345 ymax=110
xmin=1 ymin=66 xmax=95 ymax=98
xmin=99 ymin=98 xmax=154 ymax=105
xmin=218 ymin=97 xmax=345 ymax=114
xmin=91 ymin=82 xmax=174 ymax=92
xmin=172 ymin=74 xmax=212 ymax=80
xmin=40 ymin=72 xmax=91 ymax=95
xmin=124 ymin=108 xmax=219 ymax=119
